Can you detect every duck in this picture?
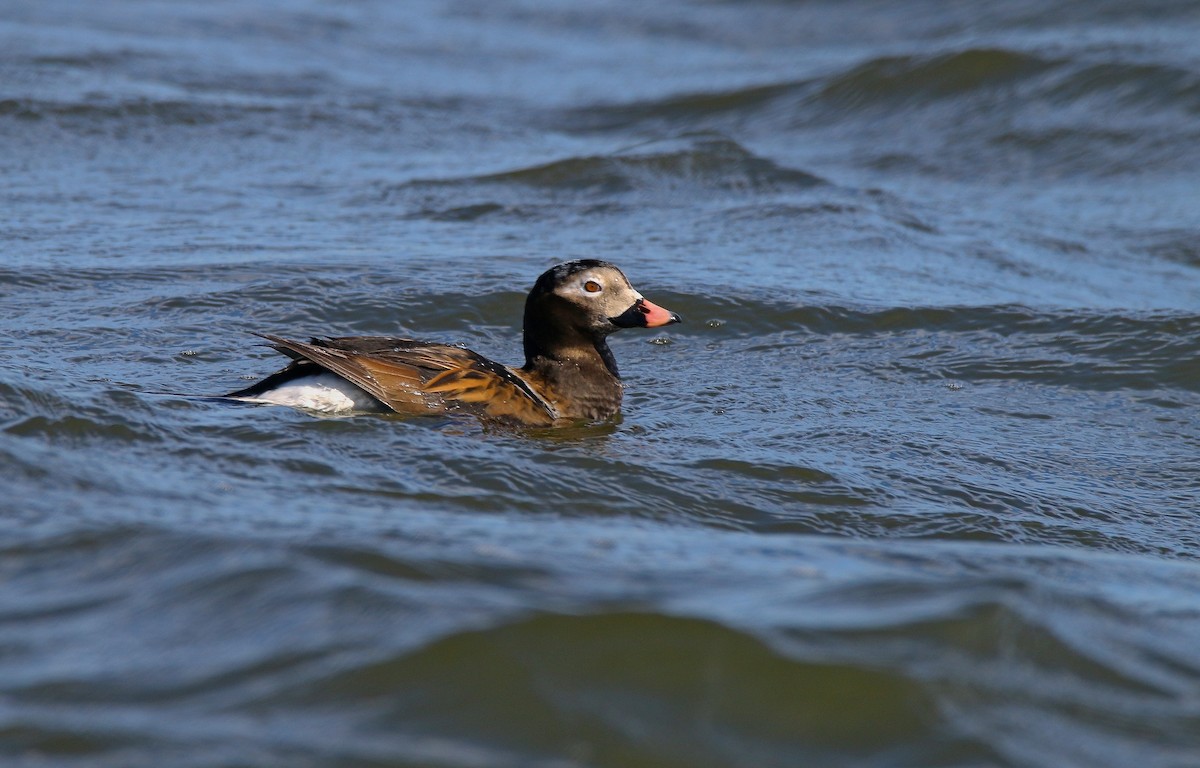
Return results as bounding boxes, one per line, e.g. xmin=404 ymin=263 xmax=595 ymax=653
xmin=221 ymin=260 xmax=681 ymax=426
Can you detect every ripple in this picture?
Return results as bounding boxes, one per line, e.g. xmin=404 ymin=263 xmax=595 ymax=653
xmin=690 ymin=299 xmax=1200 ymax=392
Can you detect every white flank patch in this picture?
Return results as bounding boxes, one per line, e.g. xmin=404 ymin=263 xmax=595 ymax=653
xmin=232 ymin=373 xmax=383 ymax=414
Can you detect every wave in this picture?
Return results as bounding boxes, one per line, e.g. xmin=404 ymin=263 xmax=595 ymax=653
xmin=0 ymin=93 xmax=454 ymax=134
xmin=0 ymin=97 xmax=272 ymax=126
xmin=257 ymin=611 xmax=947 ymax=764
xmin=1141 ymin=228 xmax=1200 ymax=268
xmin=816 ymin=48 xmax=1058 ymax=109
xmin=473 ymin=136 xmax=823 ymax=193
xmin=560 ymin=48 xmax=1053 ymax=132
xmin=564 ymin=47 xmax=1199 ymax=129
xmin=1047 ymin=59 xmax=1200 ymax=113
xmin=558 ymin=80 xmax=812 ymax=132
xmin=2 ymin=522 xmax=1196 ymax=767
xmin=386 ymin=135 xmax=826 ymax=220
xmin=818 ymin=48 xmax=1196 ymax=116
xmin=553 ymin=47 xmax=1200 ymax=179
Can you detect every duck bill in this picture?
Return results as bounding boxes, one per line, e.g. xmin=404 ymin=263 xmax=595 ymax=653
xmin=611 ymin=298 xmax=683 ymax=329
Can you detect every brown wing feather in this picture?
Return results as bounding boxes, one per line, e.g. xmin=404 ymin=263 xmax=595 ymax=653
xmin=255 ymin=334 xmax=426 ymax=411
xmin=256 ymin=334 xmax=557 ymax=425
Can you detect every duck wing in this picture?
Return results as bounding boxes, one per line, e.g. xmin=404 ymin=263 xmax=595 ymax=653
xmin=256 ymin=334 xmax=558 ymax=425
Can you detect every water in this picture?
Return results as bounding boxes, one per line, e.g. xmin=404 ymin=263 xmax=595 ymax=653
xmin=2 ymin=1 xmax=1199 ymax=766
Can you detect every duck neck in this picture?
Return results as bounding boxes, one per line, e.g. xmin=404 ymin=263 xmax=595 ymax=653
xmin=522 ymin=324 xmax=624 ymax=421
xmin=523 ymin=326 xmax=620 ymax=380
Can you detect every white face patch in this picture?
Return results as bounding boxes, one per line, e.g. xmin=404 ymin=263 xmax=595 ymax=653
xmin=573 ymin=270 xmax=639 ymax=301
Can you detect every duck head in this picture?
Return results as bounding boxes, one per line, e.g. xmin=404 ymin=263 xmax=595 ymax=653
xmin=522 ymin=260 xmax=681 ymax=371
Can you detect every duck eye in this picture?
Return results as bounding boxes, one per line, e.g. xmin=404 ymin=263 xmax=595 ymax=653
xmin=583 ymin=280 xmax=602 ymax=293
